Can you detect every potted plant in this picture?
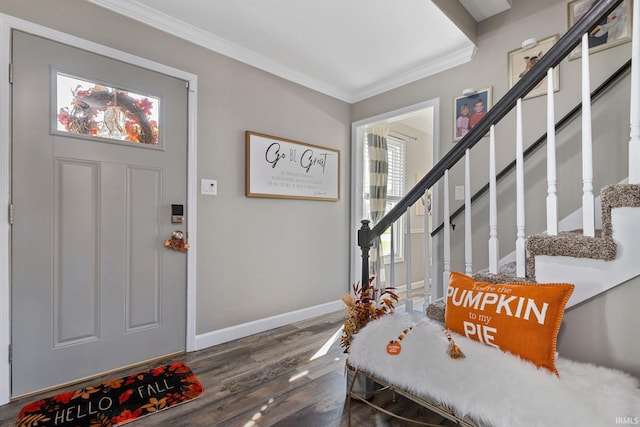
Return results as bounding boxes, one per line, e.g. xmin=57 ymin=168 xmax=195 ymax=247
xmin=341 ymin=277 xmax=398 ymax=399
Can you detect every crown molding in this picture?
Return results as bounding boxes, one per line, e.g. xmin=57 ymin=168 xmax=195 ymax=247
xmin=87 ymin=0 xmax=476 ymax=103
xmin=350 ymin=45 xmax=478 ymax=103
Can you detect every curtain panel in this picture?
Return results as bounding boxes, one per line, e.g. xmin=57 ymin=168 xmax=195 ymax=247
xmin=367 ymin=128 xmax=388 ymax=286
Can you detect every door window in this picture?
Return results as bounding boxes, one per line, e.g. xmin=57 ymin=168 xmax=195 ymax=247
xmin=56 ymin=73 xmax=160 ymax=146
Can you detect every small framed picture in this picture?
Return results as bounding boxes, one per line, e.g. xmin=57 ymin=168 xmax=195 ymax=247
xmin=453 ymin=87 xmax=492 ymax=142
xmin=508 ymin=34 xmax=560 ymax=99
xmin=568 ymin=0 xmax=631 ymax=59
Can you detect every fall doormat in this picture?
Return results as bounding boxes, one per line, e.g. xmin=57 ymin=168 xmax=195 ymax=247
xmin=16 ymin=362 xmax=204 ymax=427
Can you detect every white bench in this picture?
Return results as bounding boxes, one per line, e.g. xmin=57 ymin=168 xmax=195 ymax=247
xmin=347 ymin=312 xmax=640 ymax=427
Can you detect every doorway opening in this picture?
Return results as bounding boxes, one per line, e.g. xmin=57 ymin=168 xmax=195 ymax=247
xmin=350 ymin=98 xmax=441 ymax=305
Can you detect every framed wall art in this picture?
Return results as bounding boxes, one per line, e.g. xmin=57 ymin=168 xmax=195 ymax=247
xmin=245 ymin=131 xmax=340 ymax=201
xmin=508 ymin=35 xmax=560 ymax=99
xmin=453 ymin=87 xmax=492 ymax=142
xmin=568 ymin=0 xmax=631 ymax=59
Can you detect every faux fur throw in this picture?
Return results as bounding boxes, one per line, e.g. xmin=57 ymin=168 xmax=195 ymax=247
xmin=348 ymin=313 xmax=640 ymax=427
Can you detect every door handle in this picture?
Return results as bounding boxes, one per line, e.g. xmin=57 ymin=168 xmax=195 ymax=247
xmin=164 ymin=230 xmax=189 ymax=252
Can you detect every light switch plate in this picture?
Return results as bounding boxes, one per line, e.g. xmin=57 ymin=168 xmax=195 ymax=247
xmin=201 ymin=179 xmax=217 ymax=196
xmin=455 ymin=185 xmax=465 ymax=201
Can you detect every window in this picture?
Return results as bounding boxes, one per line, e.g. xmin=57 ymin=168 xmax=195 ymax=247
xmin=363 ymin=134 xmax=406 ymax=262
xmin=56 ymin=73 xmax=160 ymax=145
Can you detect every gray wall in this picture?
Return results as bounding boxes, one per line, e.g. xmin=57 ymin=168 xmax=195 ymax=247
xmin=558 ymin=275 xmax=640 ymax=379
xmin=0 ymin=0 xmax=351 ymax=334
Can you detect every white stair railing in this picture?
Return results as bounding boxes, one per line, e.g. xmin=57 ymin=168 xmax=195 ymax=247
xmin=581 ymin=33 xmax=596 ymax=237
xmin=629 ymin=0 xmax=640 ymax=184
xmin=405 ymin=207 xmax=413 ymax=312
xmin=390 ymin=222 xmax=395 ymax=288
xmin=362 ymin=0 xmax=634 ymax=313
xmin=546 ymin=68 xmax=559 ymax=236
xmin=515 ymin=98 xmax=527 ymax=277
xmin=464 ymin=149 xmax=473 ymax=275
xmin=423 ymin=188 xmax=432 ymax=308
xmin=443 ymin=170 xmax=451 ymax=289
xmin=488 ymin=125 xmax=499 ymax=274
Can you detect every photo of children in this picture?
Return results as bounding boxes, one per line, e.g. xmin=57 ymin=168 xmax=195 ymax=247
xmin=453 ymin=87 xmax=492 ymax=142
xmin=469 ymin=99 xmax=487 ymax=129
xmin=456 ymin=104 xmax=470 ymax=138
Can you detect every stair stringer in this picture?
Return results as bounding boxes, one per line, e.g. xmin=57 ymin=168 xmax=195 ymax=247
xmin=534 ymin=206 xmax=640 ymax=308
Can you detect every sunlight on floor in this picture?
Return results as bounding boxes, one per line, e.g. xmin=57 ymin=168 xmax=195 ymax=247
xmin=242 ymin=324 xmax=345 ymax=426
xmin=309 ymin=326 xmax=342 ymax=361
xmin=288 ymin=370 xmax=309 ymax=382
xmin=242 ymin=398 xmax=274 ymax=427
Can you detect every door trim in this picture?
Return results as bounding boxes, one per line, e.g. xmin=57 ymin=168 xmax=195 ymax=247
xmin=0 ymin=13 xmax=198 ymax=405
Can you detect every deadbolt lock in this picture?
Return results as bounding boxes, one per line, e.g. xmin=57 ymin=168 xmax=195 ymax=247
xmin=171 ymin=204 xmax=184 ymax=224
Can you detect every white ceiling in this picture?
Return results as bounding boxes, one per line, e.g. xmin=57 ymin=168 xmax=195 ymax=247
xmin=87 ymin=0 xmax=511 ymax=103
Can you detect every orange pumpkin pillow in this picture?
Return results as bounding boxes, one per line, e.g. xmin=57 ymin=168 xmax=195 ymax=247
xmin=444 ymin=272 xmax=574 ymax=375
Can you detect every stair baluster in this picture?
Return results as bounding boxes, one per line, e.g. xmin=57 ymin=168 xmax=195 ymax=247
xmin=488 ymin=125 xmax=499 ymax=274
xmin=443 ymin=170 xmax=451 ymax=288
xmin=516 ymin=98 xmax=526 ymax=277
xmin=423 ymin=188 xmax=432 ymax=308
xmin=630 ymin=0 xmax=640 ymax=183
xmin=546 ymin=68 xmax=559 ymax=236
xmin=405 ymin=207 xmax=413 ymax=312
xmin=390 ymin=222 xmax=395 ymax=290
xmin=465 ymin=149 xmax=472 ymax=275
xmin=581 ymin=33 xmax=596 ymax=237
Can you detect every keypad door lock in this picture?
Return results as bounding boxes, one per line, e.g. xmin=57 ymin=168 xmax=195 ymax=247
xmin=171 ymin=204 xmax=184 ymax=224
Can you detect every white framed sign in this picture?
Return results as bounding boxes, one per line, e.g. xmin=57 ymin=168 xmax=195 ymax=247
xmin=245 ymin=131 xmax=340 ymax=201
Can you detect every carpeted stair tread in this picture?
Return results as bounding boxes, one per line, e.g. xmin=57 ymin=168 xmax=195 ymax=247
xmin=523 ymin=183 xmax=640 ymax=279
xmin=562 ymin=228 xmax=603 ymax=237
xmin=526 ymin=230 xmax=616 ymax=261
xmin=601 ymin=183 xmax=640 ymax=236
xmin=472 ymin=261 xmax=536 ymax=284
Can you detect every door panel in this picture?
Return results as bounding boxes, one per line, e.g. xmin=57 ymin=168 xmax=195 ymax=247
xmin=127 ymin=166 xmax=162 ymax=331
xmin=54 ymin=159 xmax=100 ymax=346
xmin=11 ymin=30 xmax=188 ymax=396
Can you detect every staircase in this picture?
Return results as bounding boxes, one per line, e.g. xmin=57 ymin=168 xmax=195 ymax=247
xmin=469 ymin=183 xmax=640 ymax=307
xmin=527 ymin=184 xmax=640 ymax=306
xmin=356 ymin=0 xmax=640 ymax=362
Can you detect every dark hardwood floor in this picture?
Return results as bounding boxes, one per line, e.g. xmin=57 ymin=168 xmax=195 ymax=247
xmin=1 ymin=296 xmax=458 ymax=426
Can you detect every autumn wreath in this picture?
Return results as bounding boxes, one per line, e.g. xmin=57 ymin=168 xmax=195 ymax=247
xmin=58 ymin=85 xmax=158 ymax=145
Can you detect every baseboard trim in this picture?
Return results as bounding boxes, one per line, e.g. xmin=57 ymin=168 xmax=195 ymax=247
xmin=194 ymin=300 xmax=343 ymax=351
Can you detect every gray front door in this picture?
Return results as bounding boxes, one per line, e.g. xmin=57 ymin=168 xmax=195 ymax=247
xmin=11 ymin=30 xmax=189 ymax=397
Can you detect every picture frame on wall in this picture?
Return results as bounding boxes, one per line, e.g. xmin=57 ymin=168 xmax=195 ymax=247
xmin=245 ymin=131 xmax=340 ymax=201
xmin=508 ymin=34 xmax=560 ymax=99
xmin=567 ymin=0 xmax=631 ymax=59
xmin=453 ymin=87 xmax=492 ymax=142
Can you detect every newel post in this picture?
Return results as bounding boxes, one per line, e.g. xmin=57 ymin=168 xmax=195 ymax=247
xmin=358 ymin=220 xmax=372 ymax=291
